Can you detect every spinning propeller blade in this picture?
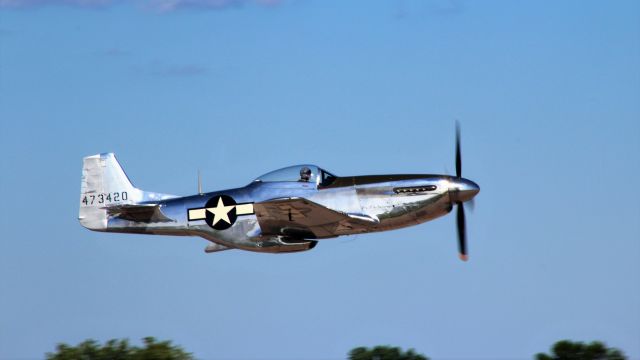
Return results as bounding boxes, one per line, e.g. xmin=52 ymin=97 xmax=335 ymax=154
xmin=456 ymin=201 xmax=467 ymax=261
xmin=456 ymin=122 xmax=462 ymax=178
xmin=453 ymin=122 xmax=474 ymax=262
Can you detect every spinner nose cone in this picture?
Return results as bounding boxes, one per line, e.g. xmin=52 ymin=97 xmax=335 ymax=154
xmin=449 ymin=178 xmax=480 ymax=203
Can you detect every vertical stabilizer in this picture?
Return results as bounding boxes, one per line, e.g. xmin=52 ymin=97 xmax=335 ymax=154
xmin=78 ymin=153 xmax=175 ymax=231
xmin=79 ymin=153 xmax=141 ymax=230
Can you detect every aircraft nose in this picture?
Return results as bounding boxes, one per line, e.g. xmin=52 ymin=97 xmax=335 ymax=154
xmin=449 ymin=178 xmax=480 ymax=203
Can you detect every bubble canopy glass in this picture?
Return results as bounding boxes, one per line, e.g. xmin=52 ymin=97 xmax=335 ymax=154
xmin=254 ymin=165 xmax=336 ymax=185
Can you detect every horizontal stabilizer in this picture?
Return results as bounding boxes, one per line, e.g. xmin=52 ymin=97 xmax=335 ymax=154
xmin=105 ymin=204 xmax=173 ymax=223
xmin=346 ymin=213 xmax=379 ymax=224
xmin=204 ymin=243 xmax=232 ymax=253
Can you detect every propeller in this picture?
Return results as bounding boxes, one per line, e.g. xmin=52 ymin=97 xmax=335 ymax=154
xmin=454 ymin=122 xmax=469 ymax=262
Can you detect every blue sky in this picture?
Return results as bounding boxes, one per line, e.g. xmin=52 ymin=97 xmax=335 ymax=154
xmin=1 ymin=1 xmax=639 ymax=359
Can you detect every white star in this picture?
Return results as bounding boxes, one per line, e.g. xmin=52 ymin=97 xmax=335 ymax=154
xmin=207 ymin=197 xmax=234 ymax=226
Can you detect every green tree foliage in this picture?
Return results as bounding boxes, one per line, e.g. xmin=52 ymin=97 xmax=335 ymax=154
xmin=46 ymin=337 xmax=194 ymax=360
xmin=348 ymin=345 xmax=428 ymax=360
xmin=535 ymin=340 xmax=626 ymax=360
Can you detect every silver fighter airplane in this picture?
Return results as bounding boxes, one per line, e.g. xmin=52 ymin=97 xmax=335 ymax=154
xmin=79 ymin=127 xmax=479 ymax=260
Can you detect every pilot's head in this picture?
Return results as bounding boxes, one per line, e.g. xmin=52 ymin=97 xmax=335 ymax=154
xmin=300 ymin=167 xmax=311 ymax=182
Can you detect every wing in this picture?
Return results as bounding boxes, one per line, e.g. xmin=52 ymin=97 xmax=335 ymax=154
xmin=105 ymin=204 xmax=173 ymax=223
xmin=254 ymin=197 xmax=377 ymax=239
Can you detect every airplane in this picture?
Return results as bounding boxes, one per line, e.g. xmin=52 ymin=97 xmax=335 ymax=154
xmin=79 ymin=126 xmax=480 ymax=260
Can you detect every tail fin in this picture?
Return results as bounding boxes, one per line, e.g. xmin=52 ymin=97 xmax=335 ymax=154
xmin=78 ymin=153 xmax=174 ymax=230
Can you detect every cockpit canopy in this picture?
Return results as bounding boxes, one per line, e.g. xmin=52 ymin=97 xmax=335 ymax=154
xmin=254 ymin=165 xmax=337 ymax=186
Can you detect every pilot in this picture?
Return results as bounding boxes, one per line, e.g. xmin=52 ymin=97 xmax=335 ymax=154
xmin=299 ymin=167 xmax=312 ymax=182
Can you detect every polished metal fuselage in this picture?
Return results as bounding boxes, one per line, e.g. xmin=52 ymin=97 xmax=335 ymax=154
xmin=103 ymin=174 xmax=476 ymax=253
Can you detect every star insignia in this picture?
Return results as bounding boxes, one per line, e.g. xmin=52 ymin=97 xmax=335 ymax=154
xmin=207 ymin=197 xmax=234 ymax=226
xmin=187 ymin=195 xmax=255 ymax=230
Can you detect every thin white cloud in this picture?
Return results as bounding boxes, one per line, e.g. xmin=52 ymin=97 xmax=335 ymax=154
xmin=0 ymin=0 xmax=115 ymax=8
xmin=0 ymin=0 xmax=282 ymax=10
xmin=151 ymin=64 xmax=208 ymax=77
xmin=97 ymin=47 xmax=130 ymax=57
xmin=427 ymin=0 xmax=465 ymax=15
xmin=132 ymin=63 xmax=209 ymax=77
xmin=149 ymin=0 xmax=276 ymax=12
